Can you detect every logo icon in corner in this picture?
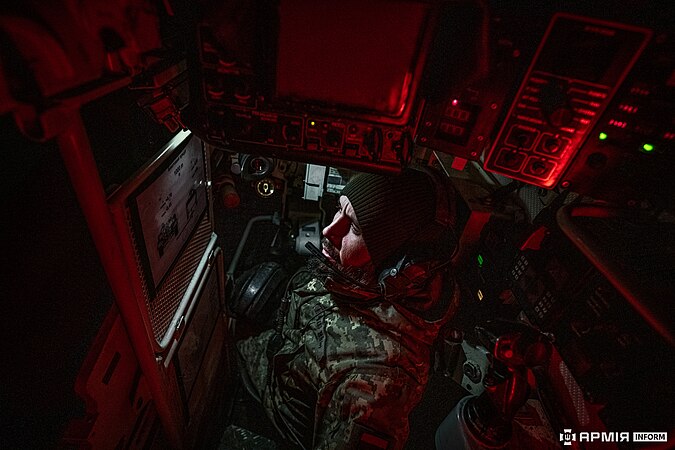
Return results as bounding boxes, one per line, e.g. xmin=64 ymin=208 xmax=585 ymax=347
xmin=560 ymin=429 xmax=576 ymax=446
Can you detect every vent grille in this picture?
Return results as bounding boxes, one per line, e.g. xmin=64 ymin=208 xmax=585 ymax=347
xmin=133 ymin=213 xmax=213 ymax=344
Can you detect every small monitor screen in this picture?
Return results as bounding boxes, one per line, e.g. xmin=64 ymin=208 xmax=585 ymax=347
xmin=536 ymin=17 xmax=646 ymax=85
xmin=129 ymin=134 xmax=208 ymax=293
xmin=276 ymin=0 xmax=430 ymax=117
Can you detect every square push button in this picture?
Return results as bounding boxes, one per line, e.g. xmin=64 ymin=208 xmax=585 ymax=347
xmin=523 ymin=156 xmax=555 ymax=179
xmin=506 ymin=125 xmax=539 ymax=150
xmin=495 ymin=148 xmax=527 ymax=172
xmin=535 ymin=133 xmax=570 ymax=157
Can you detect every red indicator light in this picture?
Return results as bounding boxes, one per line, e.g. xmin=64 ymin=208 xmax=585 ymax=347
xmin=619 ymin=104 xmax=639 ymax=113
xmin=451 ymin=99 xmax=459 ymax=106
xmin=609 ymin=119 xmax=627 ymax=129
xmin=630 ymin=86 xmax=651 ymax=96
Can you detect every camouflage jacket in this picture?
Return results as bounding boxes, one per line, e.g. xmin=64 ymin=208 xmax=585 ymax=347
xmin=237 ymin=268 xmax=458 ymax=449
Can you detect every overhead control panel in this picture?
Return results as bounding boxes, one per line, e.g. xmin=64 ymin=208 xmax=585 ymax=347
xmin=204 ymin=106 xmax=410 ymax=173
xmin=484 ymin=14 xmax=651 ymax=188
xmin=195 ymin=23 xmax=413 ymax=173
xmin=186 ymin=0 xmax=440 ymax=174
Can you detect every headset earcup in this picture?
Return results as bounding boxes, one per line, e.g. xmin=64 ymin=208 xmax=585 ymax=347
xmin=376 ymin=167 xmax=459 ymax=298
xmin=230 ymin=262 xmax=288 ymax=324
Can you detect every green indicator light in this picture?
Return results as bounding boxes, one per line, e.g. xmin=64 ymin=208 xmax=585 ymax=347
xmin=477 ymin=254 xmax=484 ymax=267
xmin=642 ymin=143 xmax=654 ymax=152
xmin=598 ymin=132 xmax=608 ymax=141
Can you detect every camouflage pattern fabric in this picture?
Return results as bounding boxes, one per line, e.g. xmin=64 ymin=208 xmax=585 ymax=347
xmin=237 ymin=268 xmax=458 ymax=449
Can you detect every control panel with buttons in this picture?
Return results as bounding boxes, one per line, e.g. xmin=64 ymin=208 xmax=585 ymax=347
xmin=484 ymin=14 xmax=651 ymax=188
xmin=190 ymin=24 xmax=416 ymax=174
xmin=559 ymin=31 xmax=675 ymax=206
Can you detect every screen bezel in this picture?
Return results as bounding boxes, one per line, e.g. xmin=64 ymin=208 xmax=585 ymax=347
xmin=272 ymin=0 xmax=435 ymax=125
xmin=267 ymin=0 xmax=439 ymax=126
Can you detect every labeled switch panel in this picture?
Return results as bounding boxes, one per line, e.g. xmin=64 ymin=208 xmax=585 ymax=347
xmin=484 ymin=14 xmax=651 ymax=188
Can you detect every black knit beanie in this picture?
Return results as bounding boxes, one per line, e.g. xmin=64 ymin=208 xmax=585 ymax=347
xmin=341 ymin=169 xmax=437 ymax=269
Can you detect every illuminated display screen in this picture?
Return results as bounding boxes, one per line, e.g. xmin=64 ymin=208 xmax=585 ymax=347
xmin=276 ymin=0 xmax=430 ymax=118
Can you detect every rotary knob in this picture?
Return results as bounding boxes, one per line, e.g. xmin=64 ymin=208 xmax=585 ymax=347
xmin=540 ymin=79 xmax=573 ymax=128
xmin=549 ymin=107 xmax=573 ymax=128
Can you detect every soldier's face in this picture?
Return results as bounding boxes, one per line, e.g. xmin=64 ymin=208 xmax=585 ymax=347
xmin=322 ymin=196 xmax=372 ymax=268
